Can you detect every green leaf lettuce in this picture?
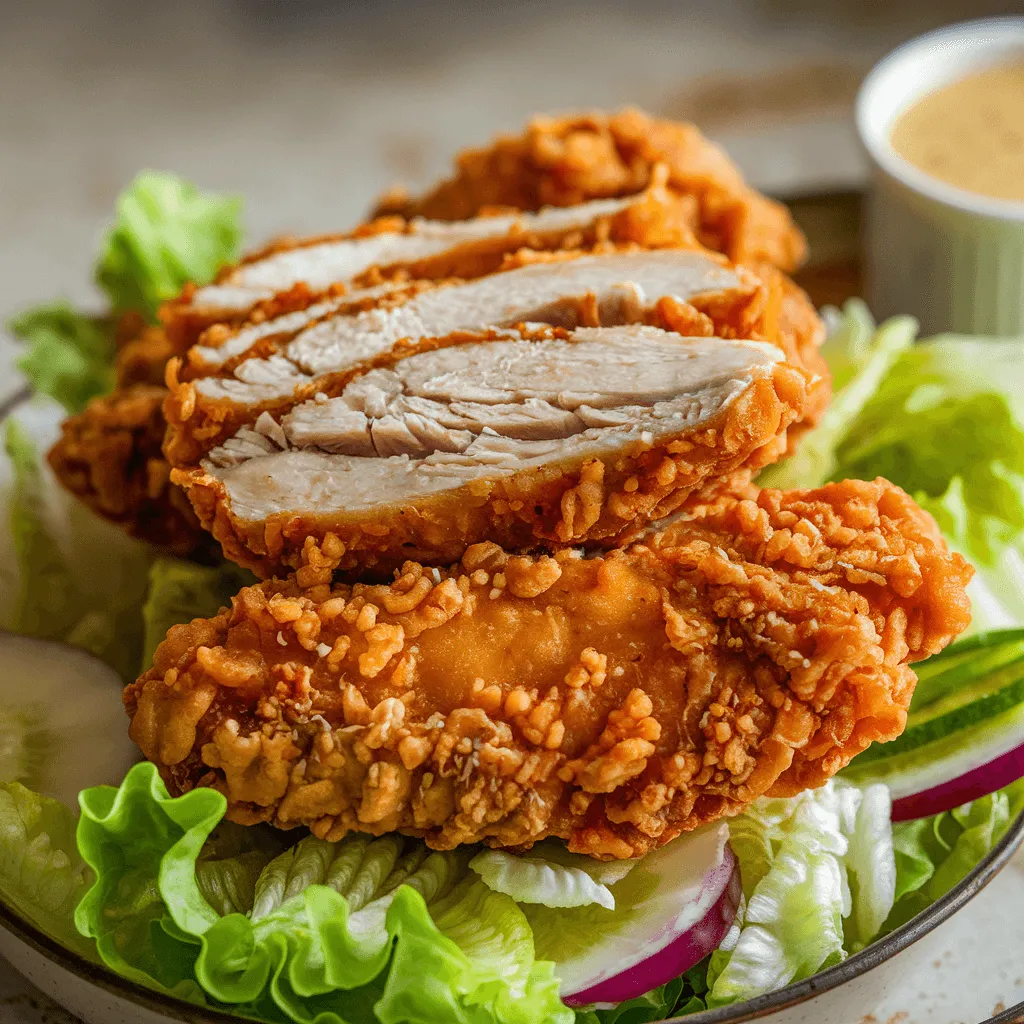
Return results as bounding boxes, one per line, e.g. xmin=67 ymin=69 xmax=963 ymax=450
xmin=7 ymin=304 xmax=116 ymax=415
xmin=74 ymin=762 xmax=571 ymax=1024
xmin=96 ymin=171 xmax=243 ymax=321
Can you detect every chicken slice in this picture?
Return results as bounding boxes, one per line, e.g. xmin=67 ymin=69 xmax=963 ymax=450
xmin=163 ymin=247 xmax=819 ymax=468
xmin=164 ymin=183 xmax=699 ymax=354
xmin=171 ymin=324 xmax=809 ymax=576
xmin=124 ymin=478 xmax=972 ymax=858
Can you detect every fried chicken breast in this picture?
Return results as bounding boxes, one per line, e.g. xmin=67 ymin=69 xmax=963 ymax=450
xmin=171 ymin=323 xmax=810 ymax=576
xmin=125 ymin=478 xmax=972 ymax=859
xmin=373 ymin=108 xmax=807 ymax=272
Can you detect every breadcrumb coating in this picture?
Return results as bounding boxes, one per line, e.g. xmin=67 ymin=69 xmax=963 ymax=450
xmin=374 ymin=108 xmax=807 ymax=272
xmin=125 ymin=479 xmax=971 ymax=858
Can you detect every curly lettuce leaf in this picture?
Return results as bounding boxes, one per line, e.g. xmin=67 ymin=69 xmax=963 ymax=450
xmin=7 ymin=304 xmax=116 ymax=414
xmin=74 ymin=760 xmax=220 ymax=999
xmin=96 ymin=171 xmax=243 ymax=321
xmin=3 ymin=418 xmax=151 ymax=680
xmin=142 ymin=557 xmax=255 ymax=671
xmin=0 ymin=782 xmax=95 ymax=959
xmin=74 ymin=763 xmax=571 ymax=1024
xmin=708 ymin=780 xmax=894 ymax=1007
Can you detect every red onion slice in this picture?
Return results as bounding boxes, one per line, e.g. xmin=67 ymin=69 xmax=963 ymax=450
xmin=563 ymin=849 xmax=740 ymax=1007
xmin=557 ymin=826 xmax=739 ymax=1007
xmin=891 ymin=739 xmax=1024 ymax=821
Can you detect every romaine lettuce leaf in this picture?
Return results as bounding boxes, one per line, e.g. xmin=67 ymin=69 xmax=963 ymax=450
xmin=707 ymin=780 xmax=894 ymax=1006
xmin=470 ymin=842 xmax=635 ymax=910
xmin=0 ymin=782 xmax=96 ymax=959
xmin=3 ymin=418 xmax=151 ymax=681
xmin=96 ymin=171 xmax=243 ymax=321
xmin=74 ymin=762 xmax=571 ymax=1024
xmin=883 ymin=779 xmax=1024 ymax=934
xmin=7 ymin=304 xmax=116 ymax=415
xmin=142 ymin=557 xmax=255 ymax=671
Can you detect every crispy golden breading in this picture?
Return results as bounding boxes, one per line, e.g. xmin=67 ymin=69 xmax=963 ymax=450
xmin=47 ymin=384 xmax=206 ymax=554
xmin=160 ymin=243 xmax=800 ymax=469
xmin=374 ymin=109 xmax=807 ymax=272
xmin=163 ymin=183 xmax=705 ymax=357
xmin=125 ymin=479 xmax=971 ymax=858
xmin=171 ymin=334 xmax=811 ymax=579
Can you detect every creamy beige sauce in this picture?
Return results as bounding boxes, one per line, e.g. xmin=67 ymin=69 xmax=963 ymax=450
xmin=890 ymin=62 xmax=1024 ymax=202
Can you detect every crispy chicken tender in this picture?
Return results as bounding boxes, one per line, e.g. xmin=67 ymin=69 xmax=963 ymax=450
xmin=44 ymin=306 xmax=215 ymax=552
xmin=374 ymin=108 xmax=807 ymax=272
xmin=125 ymin=478 xmax=972 ymax=858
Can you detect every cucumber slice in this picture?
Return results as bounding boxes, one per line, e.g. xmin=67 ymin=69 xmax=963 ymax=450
xmin=0 ymin=631 xmax=139 ymax=807
xmin=849 ymin=630 xmax=1024 ymax=767
xmin=842 ymin=701 xmax=1024 ymax=800
xmin=911 ymin=629 xmax=1024 ymax=710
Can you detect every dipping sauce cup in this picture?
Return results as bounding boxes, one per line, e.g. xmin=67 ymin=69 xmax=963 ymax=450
xmin=856 ymin=18 xmax=1024 ymax=336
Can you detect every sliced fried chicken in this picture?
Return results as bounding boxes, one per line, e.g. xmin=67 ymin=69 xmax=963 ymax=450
xmin=164 ymin=246 xmax=824 ymax=469
xmin=125 ymin=478 xmax=972 ymax=859
xmin=47 ymin=186 xmax=708 ymax=553
xmin=173 ymin=323 xmax=809 ymax=576
xmin=373 ymin=108 xmax=807 ymax=272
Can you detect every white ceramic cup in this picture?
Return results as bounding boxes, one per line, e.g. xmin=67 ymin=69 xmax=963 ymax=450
xmin=856 ymin=17 xmax=1024 ymax=336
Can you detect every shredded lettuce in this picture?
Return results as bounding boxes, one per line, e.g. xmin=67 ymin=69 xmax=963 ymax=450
xmin=142 ymin=557 xmax=255 ymax=671
xmin=0 ymin=781 xmax=96 ymax=959
xmin=96 ymin=171 xmax=243 ymax=321
xmin=74 ymin=762 xmax=571 ymax=1024
xmin=7 ymin=304 xmax=116 ymax=415
xmin=707 ymin=780 xmax=894 ymax=1006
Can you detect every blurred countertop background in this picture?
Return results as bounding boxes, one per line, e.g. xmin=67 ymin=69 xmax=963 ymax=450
xmin=2 ymin=0 xmax=1021 ymax=326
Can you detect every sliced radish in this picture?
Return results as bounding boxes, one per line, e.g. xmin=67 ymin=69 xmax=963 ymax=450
xmin=891 ymin=739 xmax=1024 ymax=821
xmin=523 ymin=823 xmax=739 ymax=1007
xmin=0 ymin=631 xmax=139 ymax=807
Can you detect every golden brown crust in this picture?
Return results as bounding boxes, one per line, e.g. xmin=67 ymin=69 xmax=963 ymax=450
xmin=374 ymin=108 xmax=807 ymax=272
xmin=47 ymin=384 xmax=206 ymax=554
xmin=125 ymin=478 xmax=971 ymax=858
xmin=172 ymin=344 xmax=811 ymax=578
